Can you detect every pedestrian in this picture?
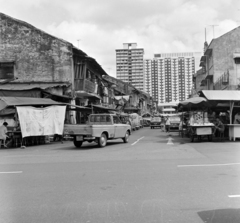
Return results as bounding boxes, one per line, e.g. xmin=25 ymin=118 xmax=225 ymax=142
xmin=165 ymin=116 xmax=170 ymax=133
xmin=0 ymin=122 xmax=9 ymax=148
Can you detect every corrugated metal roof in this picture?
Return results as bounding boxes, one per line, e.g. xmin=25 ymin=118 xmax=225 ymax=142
xmin=0 ymin=83 xmax=68 ymax=90
xmin=0 ymin=97 xmax=64 ymax=111
xmin=199 ymin=90 xmax=240 ymax=101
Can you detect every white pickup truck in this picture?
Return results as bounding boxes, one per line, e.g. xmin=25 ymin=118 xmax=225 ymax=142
xmin=64 ymin=114 xmax=132 ymax=148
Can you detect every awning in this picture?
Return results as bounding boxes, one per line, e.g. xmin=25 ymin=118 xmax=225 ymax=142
xmin=75 ymin=91 xmax=102 ymax=100
xmin=87 ymin=104 xmax=117 ymax=111
xmin=163 ymin=108 xmax=175 ymax=112
xmin=0 ymin=82 xmax=68 ymax=90
xmin=124 ymin=107 xmax=140 ymax=111
xmin=0 ymin=97 xmax=65 ymax=111
xmin=65 ymin=103 xmax=91 ymax=111
xmin=199 ymin=90 xmax=240 ymax=101
xmin=178 ymin=97 xmax=211 ymax=110
xmin=114 ymin=95 xmax=130 ymax=101
xmin=42 ymin=91 xmax=72 ymax=102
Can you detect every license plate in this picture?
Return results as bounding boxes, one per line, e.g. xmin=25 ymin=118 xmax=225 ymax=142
xmin=76 ymin=136 xmax=83 ymax=141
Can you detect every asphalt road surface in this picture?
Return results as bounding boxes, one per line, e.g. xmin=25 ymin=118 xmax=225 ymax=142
xmin=0 ymin=127 xmax=240 ymax=223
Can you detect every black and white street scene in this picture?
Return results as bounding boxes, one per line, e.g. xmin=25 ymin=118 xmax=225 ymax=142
xmin=0 ymin=1 xmax=240 ymax=222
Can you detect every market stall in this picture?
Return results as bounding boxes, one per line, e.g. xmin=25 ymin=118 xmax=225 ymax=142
xmin=0 ymin=97 xmax=66 ymax=148
xmin=199 ymin=90 xmax=240 ymax=141
xmin=178 ymin=97 xmax=214 ymax=142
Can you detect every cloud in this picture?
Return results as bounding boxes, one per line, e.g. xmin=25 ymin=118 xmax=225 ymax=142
xmin=1 ymin=0 xmax=240 ymax=77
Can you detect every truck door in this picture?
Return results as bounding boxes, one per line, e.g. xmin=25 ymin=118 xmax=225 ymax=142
xmin=113 ymin=116 xmax=125 ymax=138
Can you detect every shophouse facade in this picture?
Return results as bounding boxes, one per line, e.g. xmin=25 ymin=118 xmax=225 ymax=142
xmin=199 ymin=26 xmax=240 ymax=91
xmin=0 ymin=13 xmax=152 ymax=121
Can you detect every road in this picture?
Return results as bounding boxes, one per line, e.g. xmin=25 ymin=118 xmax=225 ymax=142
xmin=0 ymin=127 xmax=240 ymax=223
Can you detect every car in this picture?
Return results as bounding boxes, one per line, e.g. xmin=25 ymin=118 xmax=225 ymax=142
xmin=169 ymin=116 xmax=180 ymax=131
xmin=150 ymin=116 xmax=162 ymax=129
xmin=64 ymin=114 xmax=131 ymax=148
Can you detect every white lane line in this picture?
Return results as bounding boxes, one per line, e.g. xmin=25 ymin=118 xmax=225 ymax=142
xmin=178 ymin=163 xmax=240 ymax=167
xmin=228 ymin=195 xmax=240 ymax=198
xmin=131 ymin=136 xmax=145 ymax=146
xmin=0 ymin=171 xmax=22 ymax=174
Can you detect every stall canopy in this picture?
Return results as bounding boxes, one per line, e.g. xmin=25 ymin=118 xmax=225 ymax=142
xmin=0 ymin=97 xmax=64 ymax=111
xmin=178 ymin=97 xmax=211 ymax=110
xmin=199 ymin=90 xmax=240 ymax=101
xmin=198 ymin=90 xmax=240 ymax=124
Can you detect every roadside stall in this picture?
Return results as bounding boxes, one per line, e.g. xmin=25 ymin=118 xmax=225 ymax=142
xmin=199 ymin=90 xmax=240 ymax=141
xmin=178 ymin=97 xmax=215 ymax=142
xmin=0 ymin=97 xmax=66 ymax=148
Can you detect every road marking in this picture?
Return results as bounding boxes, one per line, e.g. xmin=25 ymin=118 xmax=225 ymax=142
xmin=178 ymin=163 xmax=240 ymax=167
xmin=167 ymin=137 xmax=174 ymax=145
xmin=131 ymin=136 xmax=144 ymax=146
xmin=228 ymin=195 xmax=240 ymax=198
xmin=0 ymin=171 xmax=22 ymax=174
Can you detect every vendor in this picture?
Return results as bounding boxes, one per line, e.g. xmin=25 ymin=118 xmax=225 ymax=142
xmin=208 ymin=109 xmax=216 ymax=123
xmin=234 ymin=111 xmax=240 ymax=124
xmin=213 ymin=117 xmax=225 ymax=136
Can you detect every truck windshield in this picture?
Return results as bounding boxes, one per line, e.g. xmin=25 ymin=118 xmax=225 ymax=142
xmin=90 ymin=115 xmax=111 ymax=123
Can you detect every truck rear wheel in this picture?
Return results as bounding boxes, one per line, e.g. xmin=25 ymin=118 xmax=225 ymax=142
xmin=98 ymin=133 xmax=107 ymax=147
xmin=73 ymin=137 xmax=83 ymax=148
xmin=122 ymin=131 xmax=130 ymax=143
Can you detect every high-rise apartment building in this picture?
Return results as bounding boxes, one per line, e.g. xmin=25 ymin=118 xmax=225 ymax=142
xmin=116 ymin=43 xmax=144 ymax=91
xmin=144 ymin=52 xmax=201 ymax=103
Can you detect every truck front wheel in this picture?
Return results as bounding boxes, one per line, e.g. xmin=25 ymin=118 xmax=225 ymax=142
xmin=98 ymin=133 xmax=107 ymax=147
xmin=73 ymin=137 xmax=83 ymax=148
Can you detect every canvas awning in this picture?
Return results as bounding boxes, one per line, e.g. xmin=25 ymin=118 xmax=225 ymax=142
xmin=199 ymin=90 xmax=240 ymax=124
xmin=178 ymin=97 xmax=211 ymax=109
xmin=75 ymin=91 xmax=102 ymax=100
xmin=0 ymin=97 xmax=64 ymax=111
xmin=87 ymin=104 xmax=117 ymax=112
xmin=199 ymin=90 xmax=240 ymax=101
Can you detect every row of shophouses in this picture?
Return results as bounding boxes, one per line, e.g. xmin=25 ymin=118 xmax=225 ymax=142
xmin=193 ymin=26 xmax=240 ymax=94
xmin=0 ymin=13 xmax=153 ymax=124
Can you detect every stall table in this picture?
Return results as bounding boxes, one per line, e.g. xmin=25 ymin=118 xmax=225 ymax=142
xmin=227 ymin=124 xmax=240 ymax=141
xmin=188 ymin=124 xmax=215 ymax=142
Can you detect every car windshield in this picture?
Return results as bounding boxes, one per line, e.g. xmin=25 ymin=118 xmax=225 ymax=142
xmin=169 ymin=117 xmax=180 ymax=122
xmin=151 ymin=117 xmax=161 ymax=122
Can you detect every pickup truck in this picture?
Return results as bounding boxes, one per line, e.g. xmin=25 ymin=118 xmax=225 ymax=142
xmin=64 ymin=114 xmax=132 ymax=148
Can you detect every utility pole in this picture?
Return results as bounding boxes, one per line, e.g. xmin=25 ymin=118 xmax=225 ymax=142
xmin=209 ymin=25 xmax=218 ymax=38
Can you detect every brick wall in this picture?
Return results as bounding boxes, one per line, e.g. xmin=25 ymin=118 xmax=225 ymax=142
xmin=0 ymin=13 xmax=72 ymax=83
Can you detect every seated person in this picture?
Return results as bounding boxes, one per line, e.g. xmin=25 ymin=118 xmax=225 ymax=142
xmin=213 ymin=117 xmax=225 ymax=136
xmin=0 ymin=122 xmax=9 ymax=148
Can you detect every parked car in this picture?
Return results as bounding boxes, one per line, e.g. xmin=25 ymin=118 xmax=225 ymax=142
xmin=169 ymin=116 xmax=181 ymax=131
xmin=150 ymin=116 xmax=162 ymax=129
xmin=64 ymin=114 xmax=131 ymax=148
xmin=139 ymin=116 xmax=143 ymax=128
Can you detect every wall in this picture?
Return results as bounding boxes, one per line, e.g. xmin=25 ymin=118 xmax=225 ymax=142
xmin=0 ymin=13 xmax=72 ymax=83
xmin=212 ymin=27 xmax=240 ymax=87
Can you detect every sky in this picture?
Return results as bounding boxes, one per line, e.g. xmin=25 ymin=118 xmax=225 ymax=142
xmin=0 ymin=0 xmax=240 ymax=77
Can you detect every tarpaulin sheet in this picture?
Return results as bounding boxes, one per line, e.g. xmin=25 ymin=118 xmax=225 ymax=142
xmin=17 ymin=106 xmax=66 ymax=137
